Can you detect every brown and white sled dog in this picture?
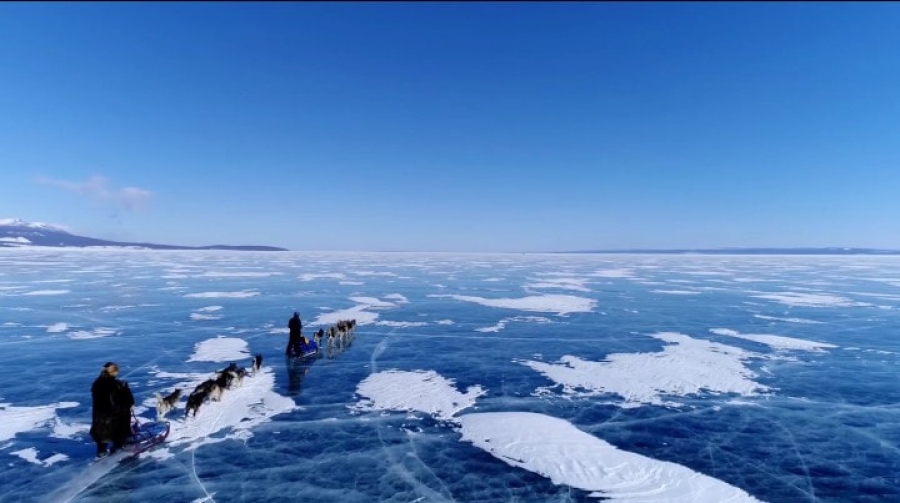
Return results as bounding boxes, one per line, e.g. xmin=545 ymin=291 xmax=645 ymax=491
xmin=155 ymin=388 xmax=182 ymax=421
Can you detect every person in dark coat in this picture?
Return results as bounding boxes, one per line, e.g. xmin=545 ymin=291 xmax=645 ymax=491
xmin=286 ymin=312 xmax=302 ymax=357
xmin=89 ymin=362 xmax=135 ymax=458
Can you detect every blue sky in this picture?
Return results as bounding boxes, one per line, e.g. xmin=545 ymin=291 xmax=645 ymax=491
xmin=1 ymin=2 xmax=899 ymax=252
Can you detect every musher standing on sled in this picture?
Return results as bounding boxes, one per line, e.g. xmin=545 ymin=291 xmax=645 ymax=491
xmin=286 ymin=311 xmax=302 ymax=357
xmin=89 ymin=362 xmax=135 ymax=458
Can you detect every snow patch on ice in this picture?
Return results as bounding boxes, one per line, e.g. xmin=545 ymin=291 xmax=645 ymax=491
xmin=753 ymin=314 xmax=824 ymax=324
xmin=375 ymin=320 xmax=428 ymax=328
xmin=522 ymin=332 xmax=770 ymax=407
xmin=0 ymin=401 xmax=79 ymax=442
xmin=184 ymin=290 xmax=259 ymax=299
xmin=710 ymin=328 xmax=837 ymax=352
xmin=457 ymin=412 xmax=762 ymax=502
xmin=751 ymin=292 xmax=867 ymax=308
xmin=187 ymin=336 xmax=250 ymax=362
xmin=476 ymin=316 xmax=553 ymax=333
xmin=431 ymin=293 xmax=595 ymax=316
xmin=23 ymin=289 xmax=70 ymax=296
xmin=525 ymin=276 xmax=591 ymax=293
xmin=68 ymin=327 xmax=118 ymax=340
xmin=353 ymin=370 xmax=486 ymax=422
xmin=10 ymin=447 xmax=68 ymax=467
xmin=46 ymin=322 xmax=69 ymax=333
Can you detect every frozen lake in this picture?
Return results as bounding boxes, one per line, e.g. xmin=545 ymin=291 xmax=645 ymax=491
xmin=1 ymin=249 xmax=899 ymax=502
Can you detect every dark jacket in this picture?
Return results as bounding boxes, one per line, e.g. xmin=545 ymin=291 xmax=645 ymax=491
xmin=288 ymin=314 xmax=302 ymax=335
xmin=89 ymin=374 xmax=135 ymax=443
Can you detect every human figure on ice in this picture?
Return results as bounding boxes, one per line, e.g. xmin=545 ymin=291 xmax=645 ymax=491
xmin=89 ymin=361 xmax=134 ymax=458
xmin=286 ymin=311 xmax=303 ymax=356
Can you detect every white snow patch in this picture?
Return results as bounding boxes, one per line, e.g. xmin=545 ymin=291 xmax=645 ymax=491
xmin=751 ymin=292 xmax=866 ymax=308
xmin=525 ymin=277 xmax=591 ymax=293
xmin=298 ymin=273 xmax=347 ymax=281
xmin=591 ymin=269 xmax=636 ymax=279
xmin=0 ymin=237 xmax=31 ymax=244
xmin=187 ymin=336 xmax=250 ymax=362
xmin=311 ymin=296 xmax=400 ymax=326
xmin=753 ymin=315 xmax=823 ymax=325
xmin=46 ymin=322 xmax=69 ymax=333
xmin=375 ymin=321 xmax=428 ymax=328
xmin=68 ymin=327 xmax=118 ymax=340
xmin=348 ymin=296 xmax=397 ymax=308
xmin=384 ymin=293 xmax=409 ymax=303
xmin=200 ymin=271 xmax=281 ymax=278
xmin=10 ymin=447 xmax=69 ymax=467
xmin=184 ymin=290 xmax=259 ymax=299
xmin=710 ymin=328 xmax=837 ymax=352
xmin=457 ymin=412 xmax=762 ymax=502
xmin=353 ymin=370 xmax=486 ymax=422
xmin=522 ymin=332 xmax=769 ymax=407
xmin=0 ymin=401 xmax=79 ymax=442
xmin=195 ymin=306 xmax=223 ymax=313
xmin=50 ymin=417 xmax=90 ymax=439
xmin=476 ymin=316 xmax=553 ymax=333
xmin=431 ymin=294 xmax=595 ymax=316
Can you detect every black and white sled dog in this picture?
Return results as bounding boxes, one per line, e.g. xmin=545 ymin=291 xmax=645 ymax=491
xmin=155 ymin=388 xmax=182 ymax=421
xmin=314 ymin=328 xmax=325 ymax=346
xmin=185 ymin=378 xmax=220 ymax=418
xmin=185 ymin=389 xmax=207 ymax=418
xmin=251 ymin=354 xmax=263 ymax=375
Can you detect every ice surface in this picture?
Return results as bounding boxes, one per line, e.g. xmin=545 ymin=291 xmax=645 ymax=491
xmin=1 ymin=251 xmax=898 ymax=502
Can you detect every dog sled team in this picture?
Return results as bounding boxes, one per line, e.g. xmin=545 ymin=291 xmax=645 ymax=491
xmin=94 ymin=311 xmax=360 ymax=457
xmin=155 ymin=354 xmax=264 ymax=421
xmin=286 ymin=311 xmax=357 ymax=359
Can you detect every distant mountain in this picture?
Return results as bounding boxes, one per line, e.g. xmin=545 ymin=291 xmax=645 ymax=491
xmin=0 ymin=219 xmax=288 ymax=251
xmin=569 ymin=247 xmax=900 ymax=255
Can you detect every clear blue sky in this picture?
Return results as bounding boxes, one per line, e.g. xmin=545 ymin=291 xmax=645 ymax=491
xmin=2 ymin=2 xmax=899 ymax=252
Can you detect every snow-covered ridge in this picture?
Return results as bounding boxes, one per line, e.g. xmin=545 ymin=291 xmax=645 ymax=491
xmin=0 ymin=218 xmax=69 ymax=232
